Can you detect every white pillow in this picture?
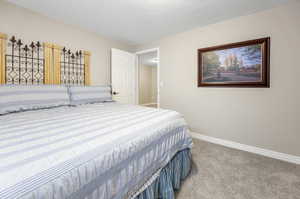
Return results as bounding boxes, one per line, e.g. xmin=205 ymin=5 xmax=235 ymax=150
xmin=0 ymin=85 xmax=70 ymax=115
xmin=68 ymin=85 xmax=112 ymax=105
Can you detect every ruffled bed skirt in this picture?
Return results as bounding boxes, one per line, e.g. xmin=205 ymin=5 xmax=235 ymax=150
xmin=133 ymin=149 xmax=192 ymax=199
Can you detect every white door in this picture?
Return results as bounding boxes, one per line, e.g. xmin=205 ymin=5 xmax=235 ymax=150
xmin=111 ymin=48 xmax=136 ymax=104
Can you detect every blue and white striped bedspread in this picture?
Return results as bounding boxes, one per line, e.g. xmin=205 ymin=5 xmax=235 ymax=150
xmin=0 ymin=103 xmax=192 ymax=199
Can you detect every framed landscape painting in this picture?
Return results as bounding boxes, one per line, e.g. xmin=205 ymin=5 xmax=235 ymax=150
xmin=198 ymin=37 xmax=270 ymax=87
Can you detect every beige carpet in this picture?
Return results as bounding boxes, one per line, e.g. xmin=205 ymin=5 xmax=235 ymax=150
xmin=176 ymin=139 xmax=300 ymax=199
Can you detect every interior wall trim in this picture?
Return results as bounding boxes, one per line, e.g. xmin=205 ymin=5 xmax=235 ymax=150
xmin=189 ymin=132 xmax=300 ymax=165
xmin=140 ymin=103 xmax=157 ymax=106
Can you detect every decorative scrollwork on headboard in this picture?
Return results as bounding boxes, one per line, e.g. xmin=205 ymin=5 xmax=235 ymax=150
xmin=60 ymin=48 xmax=85 ymax=85
xmin=0 ymin=32 xmax=91 ymax=86
xmin=5 ymin=36 xmax=44 ymax=84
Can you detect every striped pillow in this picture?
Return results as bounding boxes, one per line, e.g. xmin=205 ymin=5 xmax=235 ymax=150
xmin=68 ymin=86 xmax=112 ymax=105
xmin=0 ymin=85 xmax=70 ymax=115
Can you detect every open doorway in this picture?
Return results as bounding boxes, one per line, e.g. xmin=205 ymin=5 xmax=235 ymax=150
xmin=136 ymin=48 xmax=159 ymax=108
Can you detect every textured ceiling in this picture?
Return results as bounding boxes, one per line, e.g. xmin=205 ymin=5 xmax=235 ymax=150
xmin=7 ymin=0 xmax=292 ymax=45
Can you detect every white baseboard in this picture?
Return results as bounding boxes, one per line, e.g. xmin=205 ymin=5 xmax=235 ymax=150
xmin=189 ymin=132 xmax=300 ymax=165
xmin=141 ymin=103 xmax=157 ymax=106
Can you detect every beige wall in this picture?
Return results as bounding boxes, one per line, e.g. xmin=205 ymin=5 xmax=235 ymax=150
xmin=0 ymin=0 xmax=131 ymax=85
xmin=136 ymin=1 xmax=300 ymax=156
xmin=139 ymin=64 xmax=157 ymax=105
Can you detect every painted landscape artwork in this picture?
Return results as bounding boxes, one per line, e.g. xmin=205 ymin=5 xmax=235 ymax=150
xmin=203 ymin=44 xmax=262 ymax=82
xmin=198 ymin=38 xmax=270 ymax=87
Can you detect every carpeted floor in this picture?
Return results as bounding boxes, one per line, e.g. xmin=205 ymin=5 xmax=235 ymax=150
xmin=176 ymin=139 xmax=300 ymax=199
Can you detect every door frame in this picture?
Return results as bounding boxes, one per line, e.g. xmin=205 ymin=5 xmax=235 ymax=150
xmin=135 ymin=48 xmax=160 ymax=108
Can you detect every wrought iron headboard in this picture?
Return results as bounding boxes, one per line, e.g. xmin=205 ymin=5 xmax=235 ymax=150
xmin=0 ymin=33 xmax=91 ymax=85
xmin=5 ymin=36 xmax=44 ymax=85
xmin=60 ymin=48 xmax=85 ymax=85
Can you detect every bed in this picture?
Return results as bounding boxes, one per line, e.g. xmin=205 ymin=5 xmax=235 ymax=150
xmin=0 ymin=101 xmax=192 ymax=199
xmin=0 ymin=34 xmax=192 ymax=199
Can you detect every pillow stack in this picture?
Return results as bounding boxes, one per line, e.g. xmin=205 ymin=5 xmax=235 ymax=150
xmin=0 ymin=85 xmax=113 ymax=115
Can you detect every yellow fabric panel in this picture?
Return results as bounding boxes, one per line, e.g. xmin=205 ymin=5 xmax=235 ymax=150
xmin=84 ymin=51 xmax=91 ymax=85
xmin=43 ymin=43 xmax=62 ymax=85
xmin=0 ymin=33 xmax=7 ymax=84
xmin=53 ymin=44 xmax=62 ymax=85
xmin=43 ymin=43 xmax=53 ymax=84
xmin=0 ymin=34 xmax=90 ymax=85
xmin=0 ymin=33 xmax=7 ymax=39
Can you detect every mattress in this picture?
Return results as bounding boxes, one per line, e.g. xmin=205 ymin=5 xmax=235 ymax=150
xmin=0 ymin=103 xmax=192 ymax=199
